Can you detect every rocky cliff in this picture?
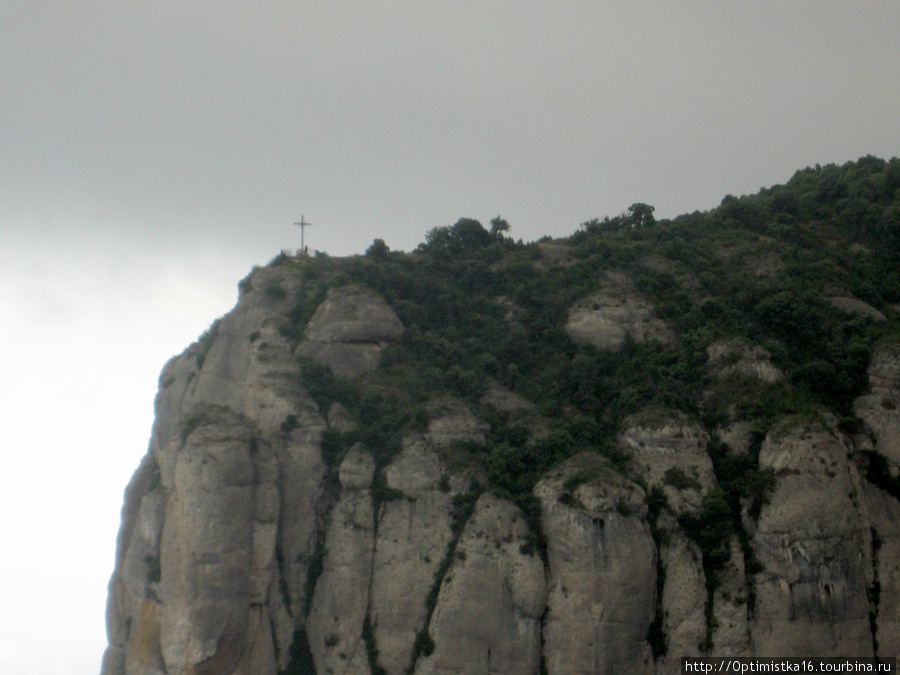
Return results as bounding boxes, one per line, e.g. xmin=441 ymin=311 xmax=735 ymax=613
xmin=102 ymin=158 xmax=900 ymax=674
xmin=101 ymin=269 xmax=900 ymax=675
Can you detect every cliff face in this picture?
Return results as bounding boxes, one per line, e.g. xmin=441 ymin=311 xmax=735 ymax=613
xmin=101 ymin=256 xmax=900 ymax=675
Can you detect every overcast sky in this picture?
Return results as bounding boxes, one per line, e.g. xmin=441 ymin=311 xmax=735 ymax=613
xmin=2 ymin=3 xmax=900 ymax=673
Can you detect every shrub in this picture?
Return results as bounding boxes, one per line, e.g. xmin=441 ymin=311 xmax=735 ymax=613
xmin=420 ymin=218 xmax=492 ymax=257
xmin=413 ymin=630 xmax=435 ymax=657
xmin=144 ymin=555 xmax=161 ymax=584
xmin=663 ymin=467 xmax=702 ymax=491
xmin=264 ymin=285 xmax=287 ymax=300
xmin=680 ymin=488 xmax=734 ymax=576
xmin=280 ymin=414 xmax=298 ymax=434
xmin=366 ymin=238 xmax=390 ymax=257
xmin=279 ymin=628 xmax=316 ymax=675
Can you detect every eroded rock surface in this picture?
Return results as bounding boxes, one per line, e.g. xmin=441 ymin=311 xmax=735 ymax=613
xmin=297 ymin=284 xmax=404 ymax=377
xmin=621 ymin=410 xmax=716 ymax=516
xmin=102 ymin=264 xmax=900 ymax=675
xmin=415 ymin=494 xmax=545 ymax=675
xmin=371 ymin=437 xmax=455 ymax=675
xmin=855 ymin=343 xmax=900 ymax=469
xmin=565 ymin=272 xmax=675 ymax=351
xmin=536 ymin=453 xmax=657 ymax=675
xmin=706 ymin=339 xmax=783 ymax=384
xmin=750 ymin=417 xmax=873 ymax=656
xmin=307 ymin=449 xmax=376 ymax=674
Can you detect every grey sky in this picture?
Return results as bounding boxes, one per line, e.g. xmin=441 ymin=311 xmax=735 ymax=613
xmin=2 ymin=3 xmax=899 ymax=674
xmin=5 ymin=2 xmax=899 ymax=257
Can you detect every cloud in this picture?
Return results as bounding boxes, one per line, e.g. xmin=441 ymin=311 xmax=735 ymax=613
xmin=4 ymin=3 xmax=898 ymax=260
xmin=0 ymin=231 xmax=245 ymax=674
xmin=0 ymin=641 xmax=14 ymax=660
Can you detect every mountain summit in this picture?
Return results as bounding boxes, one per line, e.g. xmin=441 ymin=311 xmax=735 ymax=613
xmin=102 ymin=157 xmax=900 ymax=674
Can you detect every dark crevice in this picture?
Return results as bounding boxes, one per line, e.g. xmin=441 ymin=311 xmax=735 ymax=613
xmin=646 ymin=485 xmax=668 ymax=660
xmin=278 ymin=627 xmax=316 ymax=675
xmin=364 ymin=486 xmax=386 ymax=675
xmin=861 ymin=451 xmax=900 ymax=502
xmin=867 ymin=527 xmax=882 ymax=656
xmin=363 ymin=613 xmax=387 ymax=675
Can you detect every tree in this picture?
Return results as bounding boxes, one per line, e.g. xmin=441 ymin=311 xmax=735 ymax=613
xmin=490 ymin=216 xmax=510 ymax=241
xmin=421 ymin=218 xmax=492 ymax=256
xmin=769 ymin=189 xmax=800 ymax=217
xmin=366 ymin=238 xmax=390 ymax=257
xmin=628 ymin=203 xmax=656 ymax=228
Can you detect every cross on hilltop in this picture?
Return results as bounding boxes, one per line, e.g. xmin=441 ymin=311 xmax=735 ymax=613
xmin=294 ymin=215 xmax=311 ymax=254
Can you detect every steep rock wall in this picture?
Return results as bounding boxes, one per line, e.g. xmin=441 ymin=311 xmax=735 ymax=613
xmin=102 ymin=264 xmax=900 ymax=675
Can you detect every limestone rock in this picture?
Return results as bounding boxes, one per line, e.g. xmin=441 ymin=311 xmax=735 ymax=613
xmin=750 ymin=417 xmax=873 ymax=656
xmin=828 ymin=296 xmax=887 ymax=322
xmin=414 ymin=493 xmax=546 ymax=675
xmin=425 ymin=398 xmax=489 ymax=448
xmin=233 ymin=608 xmax=279 ymax=675
xmin=385 ymin=434 xmax=447 ymax=496
xmin=102 ymin=266 xmax=331 ymax=675
xmin=276 ymin=424 xmax=326 ymax=633
xmin=565 ymin=272 xmax=675 ymax=351
xmin=307 ymin=449 xmax=376 ymax=675
xmin=715 ymin=420 xmax=761 ymax=456
xmin=711 ymin=536 xmax=750 ymax=657
xmin=480 ymin=380 xmax=550 ymax=441
xmin=297 ymin=284 xmax=404 ymax=377
xmin=620 ymin=409 xmax=716 ymax=516
xmin=304 ymin=284 xmax=405 ymax=343
xmin=861 ymin=482 xmax=900 ymax=656
xmin=327 ymin=401 xmax=356 ymax=433
xmin=158 ymin=408 xmax=257 ymax=673
xmin=854 ymin=343 xmax=900 ymax=469
xmin=108 ymin=454 xmax=164 ymax=655
xmin=102 ymin=257 xmax=900 ymax=674
xmin=338 ymin=446 xmax=376 ymax=490
xmin=653 ymin=514 xmax=749 ymax=671
xmin=656 ymin=523 xmax=707 ymax=673
xmin=536 ymin=453 xmax=656 ymax=675
xmin=371 ymin=437 xmax=455 ymax=674
xmin=298 ymin=341 xmax=386 ymax=378
xmin=706 ymin=339 xmax=783 ymax=383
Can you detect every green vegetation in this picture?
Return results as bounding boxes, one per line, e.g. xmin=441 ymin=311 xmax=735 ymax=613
xmin=363 ymin=614 xmax=387 ymax=675
xmin=861 ymin=450 xmax=900 ymax=500
xmin=178 ymin=413 xmax=203 ymax=442
xmin=267 ymin=155 xmax=900 ymax=515
xmin=265 ymin=284 xmax=287 ymax=301
xmin=663 ymin=467 xmax=702 ymax=491
xmin=192 ymin=319 xmax=220 ymax=369
xmin=144 ymin=555 xmax=161 ymax=584
xmin=265 ymin=155 xmax=900 ymax=669
xmin=279 ymin=627 xmax=316 ymax=675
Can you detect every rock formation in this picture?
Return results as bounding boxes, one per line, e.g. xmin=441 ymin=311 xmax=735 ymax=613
xmin=565 ymin=272 xmax=675 ymax=351
xmin=102 ymin=248 xmax=900 ymax=674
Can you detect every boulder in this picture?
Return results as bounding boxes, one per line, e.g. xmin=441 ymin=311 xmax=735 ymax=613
xmin=565 ymin=272 xmax=675 ymax=352
xmin=297 ymin=285 xmax=404 ymax=377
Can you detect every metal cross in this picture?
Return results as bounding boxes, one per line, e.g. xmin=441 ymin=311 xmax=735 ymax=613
xmin=294 ymin=215 xmax=311 ymax=253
